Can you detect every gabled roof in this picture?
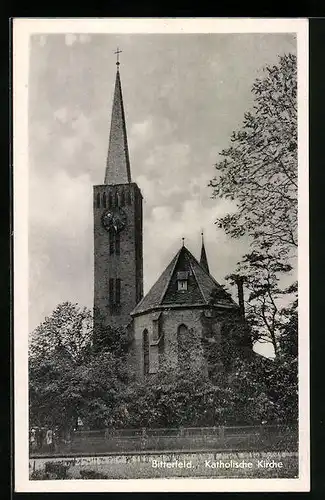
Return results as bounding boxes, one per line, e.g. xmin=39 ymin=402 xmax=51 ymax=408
xmin=131 ymin=245 xmax=237 ymax=316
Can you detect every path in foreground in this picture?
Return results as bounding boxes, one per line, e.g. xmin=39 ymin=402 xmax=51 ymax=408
xmin=30 ymin=450 xmax=298 ymax=480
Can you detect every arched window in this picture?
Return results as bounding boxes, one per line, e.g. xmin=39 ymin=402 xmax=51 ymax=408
xmin=102 ymin=192 xmax=107 ymax=208
xmin=96 ymin=192 xmax=101 ymax=208
xmin=108 ymin=191 xmax=113 ymax=209
xmin=177 ymin=324 xmax=188 ymax=364
xmin=120 ymin=189 xmax=125 ymax=207
xmin=143 ymin=329 xmax=149 ymax=375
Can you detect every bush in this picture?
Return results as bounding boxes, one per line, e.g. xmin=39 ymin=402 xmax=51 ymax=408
xmin=79 ymin=468 xmax=108 ymax=479
xmin=44 ymin=461 xmax=69 ymax=479
xmin=30 ymin=469 xmax=50 ymax=480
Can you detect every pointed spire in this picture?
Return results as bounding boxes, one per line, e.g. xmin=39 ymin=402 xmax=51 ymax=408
xmin=200 ymin=231 xmax=210 ymax=274
xmin=104 ymin=56 xmax=131 ymax=185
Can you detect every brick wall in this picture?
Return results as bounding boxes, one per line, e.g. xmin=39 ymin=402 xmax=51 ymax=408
xmin=93 ymin=182 xmax=143 ymax=335
xmin=133 ymin=307 xmax=225 ymax=377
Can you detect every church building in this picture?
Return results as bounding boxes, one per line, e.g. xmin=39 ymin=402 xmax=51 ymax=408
xmin=93 ymin=58 xmax=249 ymax=378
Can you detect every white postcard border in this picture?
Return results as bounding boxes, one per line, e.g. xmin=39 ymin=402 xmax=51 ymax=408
xmin=13 ymin=17 xmax=309 ymax=493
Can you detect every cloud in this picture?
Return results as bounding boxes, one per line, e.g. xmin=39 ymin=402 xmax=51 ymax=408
xmin=38 ymin=35 xmax=47 ymax=47
xmin=133 ymin=140 xmax=192 ymax=209
xmin=134 ymin=175 xmax=157 ymax=205
xmin=48 ymin=110 xmax=102 ymax=167
xmin=71 ymin=112 xmax=93 ymax=137
xmin=64 ymin=34 xmax=92 ymax=46
xmin=159 ymin=79 xmax=175 ymax=99
xmin=79 ymin=34 xmax=92 ymax=44
xmin=188 ymin=173 xmax=212 ymax=200
xmin=54 ymin=107 xmax=69 ymax=124
xmin=142 ymin=142 xmax=190 ymax=191
xmin=145 ymin=142 xmax=190 ymax=171
xmin=65 ymin=34 xmax=78 ymax=46
xmin=29 ymin=169 xmax=92 ymax=233
xmin=53 ymin=109 xmax=92 ymax=133
xmin=29 ymin=169 xmax=93 ymax=330
xmin=130 ymin=118 xmax=154 ymax=145
xmin=28 ymin=33 xmax=295 ymax=338
xmin=129 ymin=116 xmax=176 ymax=152
xmin=30 ymin=122 xmax=51 ymax=146
xmin=61 ymin=135 xmax=82 ymax=159
xmin=143 ymin=197 xmax=247 ymax=295
xmin=135 ymin=144 xmax=214 ymax=210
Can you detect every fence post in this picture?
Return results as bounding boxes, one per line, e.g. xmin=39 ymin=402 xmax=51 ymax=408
xmin=219 ymin=426 xmax=225 ymax=440
xmin=141 ymin=427 xmax=147 ymax=450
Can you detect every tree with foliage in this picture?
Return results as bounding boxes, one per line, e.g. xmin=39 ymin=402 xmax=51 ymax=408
xmin=227 ymin=354 xmax=297 ymax=425
xmin=29 ymin=300 xmax=295 ymax=432
xmin=226 ymin=250 xmax=296 ymax=356
xmin=278 ymin=297 xmax=298 ymax=358
xmin=29 ymin=345 xmax=77 ymax=431
xmin=209 ymin=53 xmax=298 ymax=356
xmin=69 ymin=350 xmax=129 ymax=429
xmin=209 ymin=53 xmax=297 ymax=257
xmin=29 ymin=302 xmax=130 ymax=434
xmin=92 ymin=306 xmax=132 ymax=358
xmin=113 ymin=354 xmax=296 ymax=428
xmin=29 ymin=301 xmax=93 ymax=363
xmin=117 ymin=363 xmax=242 ymax=428
xmin=208 ymin=54 xmax=298 ymax=425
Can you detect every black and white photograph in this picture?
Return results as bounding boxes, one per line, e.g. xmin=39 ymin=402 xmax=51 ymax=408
xmin=13 ymin=18 xmax=309 ymax=492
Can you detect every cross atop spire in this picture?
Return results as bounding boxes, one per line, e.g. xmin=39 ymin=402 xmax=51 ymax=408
xmin=114 ymin=47 xmax=122 ymax=67
xmin=200 ymin=230 xmax=210 ymax=274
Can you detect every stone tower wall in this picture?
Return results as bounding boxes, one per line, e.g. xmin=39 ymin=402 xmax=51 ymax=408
xmin=93 ymin=182 xmax=143 ymax=334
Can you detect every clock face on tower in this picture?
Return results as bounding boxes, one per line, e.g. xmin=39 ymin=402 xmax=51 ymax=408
xmin=102 ymin=208 xmax=127 ymax=233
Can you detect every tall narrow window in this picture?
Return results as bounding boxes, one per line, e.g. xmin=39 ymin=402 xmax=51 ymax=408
xmin=103 ymin=192 xmax=107 ymax=208
xmin=120 ymin=189 xmax=125 ymax=207
xmin=109 ymin=232 xmax=114 ymax=255
xmin=96 ymin=192 xmax=101 ymax=208
xmin=108 ymin=192 xmax=112 ymax=209
xmin=115 ymin=278 xmax=121 ymax=306
xmin=127 ymin=190 xmax=132 ymax=205
xmin=115 ymin=231 xmax=120 ymax=255
xmin=109 ymin=232 xmax=120 ymax=255
xmin=115 ymin=192 xmax=119 ymax=207
xmin=109 ymin=278 xmax=114 ymax=308
xmin=143 ymin=330 xmax=149 ymax=375
xmin=177 ymin=324 xmax=188 ymax=365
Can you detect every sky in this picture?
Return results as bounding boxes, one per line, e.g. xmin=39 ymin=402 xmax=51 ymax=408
xmin=28 ymin=32 xmax=297 ymax=356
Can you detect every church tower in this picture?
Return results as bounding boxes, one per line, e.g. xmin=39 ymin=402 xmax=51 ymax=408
xmin=93 ymin=53 xmax=143 ymax=337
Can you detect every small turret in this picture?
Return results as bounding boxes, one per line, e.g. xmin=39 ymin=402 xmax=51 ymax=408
xmin=200 ymin=231 xmax=210 ymax=274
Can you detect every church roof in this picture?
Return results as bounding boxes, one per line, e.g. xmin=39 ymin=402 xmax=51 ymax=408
xmin=104 ymin=67 xmax=131 ymax=185
xmin=131 ymin=245 xmax=238 ymax=316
